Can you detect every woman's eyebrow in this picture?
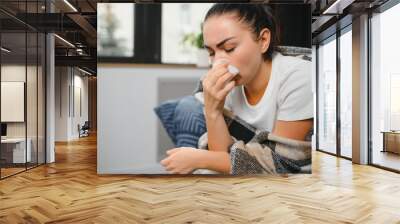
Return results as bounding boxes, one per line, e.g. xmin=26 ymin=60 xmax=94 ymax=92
xmin=204 ymin=36 xmax=236 ymax=49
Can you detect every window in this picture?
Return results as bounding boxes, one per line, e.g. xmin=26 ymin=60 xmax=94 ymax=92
xmin=161 ymin=3 xmax=213 ymax=64
xmin=98 ymin=3 xmax=212 ymax=64
xmin=97 ymin=3 xmax=134 ymax=57
xmin=339 ymin=28 xmax=352 ymax=158
xmin=390 ymin=74 xmax=400 ymax=130
xmin=371 ymin=2 xmax=400 ymax=171
xmin=97 ymin=4 xmax=161 ymax=63
xmin=317 ymin=36 xmax=337 ymax=154
xmin=98 ymin=3 xmax=311 ymax=65
xmin=317 ymin=28 xmax=352 ymax=158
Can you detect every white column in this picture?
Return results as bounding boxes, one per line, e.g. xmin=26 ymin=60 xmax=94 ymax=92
xmin=46 ymin=32 xmax=55 ymax=163
xmin=352 ymin=14 xmax=369 ymax=164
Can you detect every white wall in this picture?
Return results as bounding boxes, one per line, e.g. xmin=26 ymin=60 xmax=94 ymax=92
xmin=71 ymin=73 xmax=89 ymax=138
xmin=1 ymin=82 xmax=25 ymax=122
xmin=55 ymin=67 xmax=70 ymax=141
xmin=1 ymin=65 xmax=38 ymax=138
xmin=1 ymin=66 xmax=26 ymax=134
xmin=55 ymin=67 xmax=89 ymax=141
xmin=97 ymin=65 xmax=206 ymax=174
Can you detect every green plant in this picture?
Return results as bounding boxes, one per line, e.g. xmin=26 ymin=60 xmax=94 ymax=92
xmin=182 ymin=32 xmax=204 ymax=49
xmin=182 ymin=23 xmax=204 ymax=49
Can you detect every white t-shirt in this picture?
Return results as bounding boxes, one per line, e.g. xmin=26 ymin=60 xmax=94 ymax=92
xmin=224 ymin=52 xmax=313 ymax=131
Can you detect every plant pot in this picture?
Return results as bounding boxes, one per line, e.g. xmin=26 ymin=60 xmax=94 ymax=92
xmin=196 ymin=49 xmax=210 ymax=68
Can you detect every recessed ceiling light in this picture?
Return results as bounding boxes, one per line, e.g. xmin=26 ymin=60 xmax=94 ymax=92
xmin=1 ymin=47 xmax=11 ymax=53
xmin=78 ymin=67 xmax=93 ymax=76
xmin=54 ymin=34 xmax=75 ymax=48
xmin=63 ymin=0 xmax=78 ymax=12
xmin=322 ymin=0 xmax=354 ymax=15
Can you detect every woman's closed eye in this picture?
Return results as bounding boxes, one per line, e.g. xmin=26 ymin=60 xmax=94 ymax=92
xmin=225 ymin=48 xmax=235 ymax=53
xmin=206 ymin=47 xmax=235 ymax=57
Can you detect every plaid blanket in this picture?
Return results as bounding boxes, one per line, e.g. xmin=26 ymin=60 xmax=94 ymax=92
xmin=195 ymin=112 xmax=312 ymax=174
xmin=193 ymin=46 xmax=312 ymax=175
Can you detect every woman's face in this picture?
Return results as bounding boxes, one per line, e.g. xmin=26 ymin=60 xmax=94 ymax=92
xmin=203 ymin=13 xmax=268 ymax=86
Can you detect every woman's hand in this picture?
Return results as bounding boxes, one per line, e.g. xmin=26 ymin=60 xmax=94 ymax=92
xmin=202 ymin=61 xmax=236 ymax=118
xmin=160 ymin=147 xmax=205 ymax=174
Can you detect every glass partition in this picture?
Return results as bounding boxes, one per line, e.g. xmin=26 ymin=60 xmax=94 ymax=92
xmin=0 ymin=1 xmax=46 ymax=179
xmin=0 ymin=30 xmax=28 ymax=178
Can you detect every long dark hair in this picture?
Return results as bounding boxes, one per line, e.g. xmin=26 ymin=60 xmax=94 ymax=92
xmin=204 ymin=3 xmax=280 ymax=60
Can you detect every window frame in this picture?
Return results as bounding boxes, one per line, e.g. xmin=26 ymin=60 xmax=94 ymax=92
xmin=97 ymin=4 xmax=161 ymax=64
xmin=316 ymin=33 xmax=338 ymax=156
xmin=314 ymin=19 xmax=353 ymax=161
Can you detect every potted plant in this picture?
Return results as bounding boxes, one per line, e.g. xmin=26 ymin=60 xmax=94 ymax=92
xmin=182 ymin=27 xmax=209 ymax=68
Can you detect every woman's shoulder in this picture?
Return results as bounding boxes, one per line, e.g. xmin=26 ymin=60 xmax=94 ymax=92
xmin=273 ymin=51 xmax=314 ymax=121
xmin=272 ymin=52 xmax=311 ymax=86
xmin=273 ymin=52 xmax=311 ymax=74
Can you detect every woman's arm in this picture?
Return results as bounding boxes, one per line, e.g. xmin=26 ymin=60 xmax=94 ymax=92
xmin=272 ymin=119 xmax=313 ymax=141
xmin=202 ymin=61 xmax=236 ymax=152
xmin=199 ymin=150 xmax=231 ymax=173
xmin=161 ymin=147 xmax=231 ymax=174
xmin=205 ymin=112 xmax=233 ymax=152
xmin=161 ymin=62 xmax=237 ymax=174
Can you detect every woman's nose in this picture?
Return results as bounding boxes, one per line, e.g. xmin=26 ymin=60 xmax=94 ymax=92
xmin=212 ymin=53 xmax=230 ymax=67
xmin=212 ymin=58 xmax=230 ymax=68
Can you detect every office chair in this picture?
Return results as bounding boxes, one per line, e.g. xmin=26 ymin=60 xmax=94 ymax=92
xmin=79 ymin=121 xmax=90 ymax=138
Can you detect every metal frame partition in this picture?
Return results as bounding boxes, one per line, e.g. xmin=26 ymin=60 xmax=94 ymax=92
xmin=0 ymin=0 xmax=47 ymax=180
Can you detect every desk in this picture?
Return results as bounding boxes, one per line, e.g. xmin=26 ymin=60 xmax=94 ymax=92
xmin=381 ymin=131 xmax=400 ymax=154
xmin=1 ymin=138 xmax=31 ymax=163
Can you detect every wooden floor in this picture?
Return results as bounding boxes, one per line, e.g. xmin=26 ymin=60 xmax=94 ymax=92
xmin=1 ymin=163 xmax=46 ymax=178
xmin=1 ymin=167 xmax=26 ymax=178
xmin=373 ymin=150 xmax=400 ymax=171
xmin=1 ymin=134 xmax=400 ymax=223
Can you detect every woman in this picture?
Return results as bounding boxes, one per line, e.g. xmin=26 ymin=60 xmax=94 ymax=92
xmin=161 ymin=4 xmax=313 ymax=174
